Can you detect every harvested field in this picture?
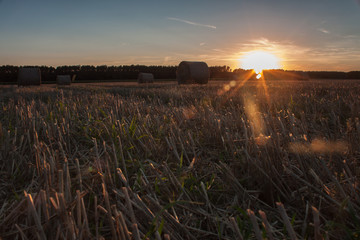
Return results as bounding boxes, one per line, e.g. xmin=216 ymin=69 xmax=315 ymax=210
xmin=0 ymin=79 xmax=359 ymax=239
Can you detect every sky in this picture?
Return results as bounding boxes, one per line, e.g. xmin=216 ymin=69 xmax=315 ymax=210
xmin=0 ymin=0 xmax=360 ymax=71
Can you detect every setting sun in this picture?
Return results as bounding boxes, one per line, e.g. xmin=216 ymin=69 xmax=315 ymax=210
xmin=240 ymin=51 xmax=281 ymax=78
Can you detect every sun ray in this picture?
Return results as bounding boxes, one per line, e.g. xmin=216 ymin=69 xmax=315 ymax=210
xmin=238 ymin=51 xmax=281 ymax=103
xmin=240 ymin=51 xmax=281 ymax=77
xmin=218 ymin=51 xmax=281 ymax=107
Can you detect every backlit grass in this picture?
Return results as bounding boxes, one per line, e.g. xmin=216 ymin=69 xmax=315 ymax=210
xmin=0 ymin=80 xmax=359 ymax=239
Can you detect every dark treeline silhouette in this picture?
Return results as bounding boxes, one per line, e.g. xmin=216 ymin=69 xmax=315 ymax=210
xmin=233 ymin=68 xmax=360 ymax=81
xmin=1 ymin=65 xmax=360 ymax=84
xmin=232 ymin=69 xmax=310 ymax=80
xmin=0 ymin=65 xmax=233 ymax=84
xmin=263 ymin=70 xmax=309 ymax=80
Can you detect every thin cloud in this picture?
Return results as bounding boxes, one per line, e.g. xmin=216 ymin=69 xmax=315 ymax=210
xmin=343 ymin=34 xmax=358 ymax=39
xmin=167 ymin=17 xmax=216 ymax=29
xmin=318 ymin=28 xmax=330 ymax=34
xmin=212 ymin=48 xmax=225 ymax=52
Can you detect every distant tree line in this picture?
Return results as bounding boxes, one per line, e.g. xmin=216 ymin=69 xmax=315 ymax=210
xmin=0 ymin=65 xmax=360 ymax=84
xmin=233 ymin=68 xmax=360 ymax=81
xmin=0 ymin=65 xmax=233 ymax=84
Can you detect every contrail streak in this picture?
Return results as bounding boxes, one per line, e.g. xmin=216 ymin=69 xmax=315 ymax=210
xmin=167 ymin=17 xmax=216 ymax=29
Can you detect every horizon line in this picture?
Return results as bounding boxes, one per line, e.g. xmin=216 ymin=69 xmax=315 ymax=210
xmin=1 ymin=64 xmax=360 ymax=72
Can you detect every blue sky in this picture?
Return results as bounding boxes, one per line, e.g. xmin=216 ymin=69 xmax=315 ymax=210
xmin=0 ymin=0 xmax=360 ymax=70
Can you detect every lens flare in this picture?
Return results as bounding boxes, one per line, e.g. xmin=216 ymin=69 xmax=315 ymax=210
xmin=243 ymin=95 xmax=270 ymax=145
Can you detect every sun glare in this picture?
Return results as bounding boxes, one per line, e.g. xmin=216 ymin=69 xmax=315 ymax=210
xmin=240 ymin=51 xmax=280 ymax=77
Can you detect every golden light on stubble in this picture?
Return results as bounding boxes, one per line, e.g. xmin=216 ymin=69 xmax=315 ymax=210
xmin=289 ymin=139 xmax=348 ymax=154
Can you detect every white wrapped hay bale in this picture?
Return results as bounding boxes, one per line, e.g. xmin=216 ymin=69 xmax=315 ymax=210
xmin=176 ymin=61 xmax=209 ymax=84
xmin=138 ymin=73 xmax=154 ymax=84
xmin=56 ymin=75 xmax=72 ymax=85
xmin=17 ymin=68 xmax=41 ymax=86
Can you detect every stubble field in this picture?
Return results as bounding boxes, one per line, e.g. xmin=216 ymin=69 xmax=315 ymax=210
xmin=0 ymin=79 xmax=359 ymax=239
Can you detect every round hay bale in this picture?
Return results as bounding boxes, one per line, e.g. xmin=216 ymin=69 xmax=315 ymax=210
xmin=138 ymin=73 xmax=154 ymax=84
xmin=176 ymin=61 xmax=209 ymax=84
xmin=17 ymin=68 xmax=41 ymax=86
xmin=56 ymin=75 xmax=72 ymax=85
